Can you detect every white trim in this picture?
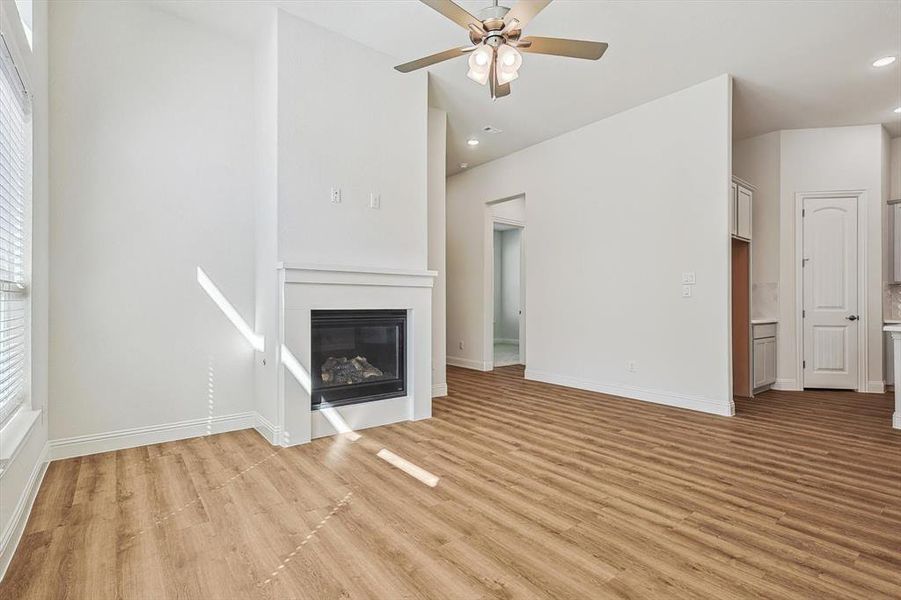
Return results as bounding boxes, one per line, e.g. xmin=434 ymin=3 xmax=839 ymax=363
xmin=254 ymin=413 xmax=279 ymax=445
xmin=894 ymin=412 xmax=901 ymax=430
xmin=525 ymin=368 xmax=735 ymax=417
xmin=0 ymin=441 xmax=47 ymax=581
xmin=0 ymin=409 xmax=40 ymax=469
xmin=278 ymin=263 xmax=437 ymax=288
xmin=431 ymin=383 xmax=448 ymax=397
xmin=773 ymin=378 xmax=801 ymax=391
xmin=49 ymin=412 xmax=257 ymax=460
xmin=866 ymin=381 xmax=886 ymax=394
xmin=447 ymin=356 xmax=492 ymax=371
xmin=794 ymin=191 xmax=868 ymax=392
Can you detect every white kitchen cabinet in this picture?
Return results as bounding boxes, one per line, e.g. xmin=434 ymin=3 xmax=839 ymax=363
xmin=730 ymin=178 xmax=753 ymax=240
xmin=730 ymin=182 xmax=738 ymax=237
xmin=892 ymin=204 xmax=901 ymax=284
xmin=752 ymin=322 xmax=777 ymax=392
xmin=887 ymin=330 xmax=896 ymax=386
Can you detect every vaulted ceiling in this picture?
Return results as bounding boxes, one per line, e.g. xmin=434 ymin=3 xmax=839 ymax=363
xmin=156 ymin=0 xmax=901 ymax=174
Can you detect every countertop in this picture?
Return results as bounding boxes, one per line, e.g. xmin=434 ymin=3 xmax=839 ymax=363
xmin=885 ymin=319 xmax=901 ymax=325
xmin=751 ymin=319 xmax=778 ymax=325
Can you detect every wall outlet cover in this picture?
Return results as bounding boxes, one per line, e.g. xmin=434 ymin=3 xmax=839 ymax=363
xmin=682 ymin=285 xmax=692 ymax=298
xmin=330 ymin=187 xmax=341 ymax=203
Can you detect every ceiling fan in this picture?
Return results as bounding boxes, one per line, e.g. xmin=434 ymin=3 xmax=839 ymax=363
xmin=394 ymin=0 xmax=608 ymax=100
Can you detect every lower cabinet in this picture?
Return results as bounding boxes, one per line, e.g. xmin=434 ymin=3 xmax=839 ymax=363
xmin=752 ymin=323 xmax=777 ymax=392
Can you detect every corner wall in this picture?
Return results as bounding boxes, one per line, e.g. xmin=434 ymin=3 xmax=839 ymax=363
xmin=447 ymin=75 xmax=734 ymax=415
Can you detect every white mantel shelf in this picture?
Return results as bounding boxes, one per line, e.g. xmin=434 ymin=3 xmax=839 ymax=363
xmin=277 ymin=263 xmax=437 ymax=288
xmin=883 ymin=325 xmax=901 ymax=430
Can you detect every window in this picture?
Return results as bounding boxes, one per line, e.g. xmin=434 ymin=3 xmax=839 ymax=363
xmin=0 ymin=38 xmax=30 ymax=426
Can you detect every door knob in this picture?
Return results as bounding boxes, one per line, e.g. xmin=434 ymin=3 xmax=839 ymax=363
xmin=846 ymin=315 xmax=859 ymax=321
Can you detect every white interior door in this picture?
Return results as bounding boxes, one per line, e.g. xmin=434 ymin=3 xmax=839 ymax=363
xmin=802 ymin=196 xmax=858 ymax=389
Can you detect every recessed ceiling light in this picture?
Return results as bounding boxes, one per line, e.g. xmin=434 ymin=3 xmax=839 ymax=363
xmin=467 ymin=138 xmax=479 ymax=146
xmin=873 ymin=56 xmax=897 ymax=67
xmin=460 ymin=162 xmax=469 ymax=169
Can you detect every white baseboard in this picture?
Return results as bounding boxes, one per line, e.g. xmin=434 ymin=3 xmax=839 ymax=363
xmin=525 ymin=368 xmax=734 ymax=417
xmin=254 ymin=414 xmax=279 ymax=445
xmin=865 ymin=381 xmax=886 ymax=394
xmin=431 ymin=383 xmax=448 ymax=398
xmin=49 ymin=412 xmax=257 ymax=461
xmin=447 ymin=356 xmax=491 ymax=371
xmin=773 ymin=378 xmax=800 ymax=391
xmin=0 ymin=442 xmax=49 ymax=581
xmin=894 ymin=412 xmax=901 ymax=430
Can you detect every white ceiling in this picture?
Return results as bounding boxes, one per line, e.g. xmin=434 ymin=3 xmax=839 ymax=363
xmin=155 ymin=0 xmax=901 ymax=175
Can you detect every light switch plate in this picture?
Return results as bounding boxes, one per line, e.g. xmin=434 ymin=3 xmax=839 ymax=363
xmin=369 ymin=193 xmax=381 ymax=209
xmin=681 ymin=272 xmax=696 ymax=284
xmin=330 ymin=187 xmax=341 ymax=203
xmin=682 ymin=285 xmax=692 ymax=298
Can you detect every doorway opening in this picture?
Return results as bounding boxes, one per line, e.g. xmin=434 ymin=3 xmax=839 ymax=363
xmin=492 ymin=224 xmax=523 ymax=367
xmin=484 ymin=195 xmax=526 ymax=371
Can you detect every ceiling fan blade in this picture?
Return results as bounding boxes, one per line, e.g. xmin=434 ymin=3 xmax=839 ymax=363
xmin=419 ymin=0 xmax=484 ymax=31
xmin=496 ymin=82 xmax=511 ymax=98
xmin=504 ymin=0 xmax=553 ymax=29
xmin=394 ymin=47 xmax=469 ymax=73
xmin=519 ymin=36 xmax=608 ymax=60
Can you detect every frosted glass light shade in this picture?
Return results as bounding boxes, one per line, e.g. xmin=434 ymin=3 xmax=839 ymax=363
xmin=467 ymin=45 xmax=494 ymax=85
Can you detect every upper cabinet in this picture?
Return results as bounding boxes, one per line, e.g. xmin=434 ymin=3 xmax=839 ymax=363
xmin=892 ymin=203 xmax=901 ymax=284
xmin=730 ymin=178 xmax=753 ymax=240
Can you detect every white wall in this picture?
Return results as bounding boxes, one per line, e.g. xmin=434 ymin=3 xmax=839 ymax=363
xmin=276 ymin=11 xmax=428 ymax=270
xmin=428 ymin=107 xmax=447 ymax=396
xmin=777 ymin=126 xmax=886 ymax=390
xmin=447 ymin=75 xmax=734 ymax=415
xmin=49 ymin=1 xmax=257 ymax=442
xmin=0 ymin=0 xmax=49 ymax=579
xmin=733 ymin=131 xmax=780 ymax=318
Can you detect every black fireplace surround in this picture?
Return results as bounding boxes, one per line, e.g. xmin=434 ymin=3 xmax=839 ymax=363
xmin=310 ymin=309 xmax=406 ymax=409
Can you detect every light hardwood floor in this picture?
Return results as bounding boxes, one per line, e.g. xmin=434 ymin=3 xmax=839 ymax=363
xmin=2 ymin=366 xmax=900 ymax=599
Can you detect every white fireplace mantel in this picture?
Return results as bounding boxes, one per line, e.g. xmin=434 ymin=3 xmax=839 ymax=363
xmin=884 ymin=324 xmax=901 ymax=430
xmin=277 ymin=263 xmax=437 ymax=288
xmin=270 ymin=263 xmax=437 ymax=447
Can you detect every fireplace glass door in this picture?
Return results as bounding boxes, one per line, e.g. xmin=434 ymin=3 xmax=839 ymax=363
xmin=310 ymin=310 xmax=406 ymax=409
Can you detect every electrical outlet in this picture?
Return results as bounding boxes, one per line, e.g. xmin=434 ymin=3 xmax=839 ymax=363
xmin=459 ymin=340 xmax=464 ymax=350
xmin=626 ymin=361 xmax=637 ymax=372
xmin=682 ymin=285 xmax=692 ymax=298
xmin=369 ymin=193 xmax=381 ymax=209
xmin=330 ymin=187 xmax=341 ymax=203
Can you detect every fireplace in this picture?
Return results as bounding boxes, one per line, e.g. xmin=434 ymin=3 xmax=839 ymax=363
xmin=310 ymin=309 xmax=406 ymax=409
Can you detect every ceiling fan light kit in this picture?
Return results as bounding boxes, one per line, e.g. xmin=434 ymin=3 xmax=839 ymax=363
xmin=395 ymin=0 xmax=608 ymax=100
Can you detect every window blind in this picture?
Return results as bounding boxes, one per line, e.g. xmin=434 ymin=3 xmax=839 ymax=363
xmin=0 ymin=38 xmax=28 ymax=426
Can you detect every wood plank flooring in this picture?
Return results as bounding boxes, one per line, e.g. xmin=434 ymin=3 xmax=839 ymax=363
xmin=2 ymin=365 xmax=900 ymax=599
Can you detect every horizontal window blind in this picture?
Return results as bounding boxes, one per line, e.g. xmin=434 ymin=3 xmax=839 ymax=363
xmin=0 ymin=39 xmax=28 ymax=426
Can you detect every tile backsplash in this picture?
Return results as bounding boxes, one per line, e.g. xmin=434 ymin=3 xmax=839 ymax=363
xmin=886 ymin=285 xmax=901 ymax=320
xmin=752 ymin=282 xmax=778 ymax=319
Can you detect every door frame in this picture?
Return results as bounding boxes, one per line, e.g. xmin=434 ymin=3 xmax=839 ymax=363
xmin=483 ymin=195 xmax=526 ymax=371
xmin=793 ymin=190 xmax=868 ymax=391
